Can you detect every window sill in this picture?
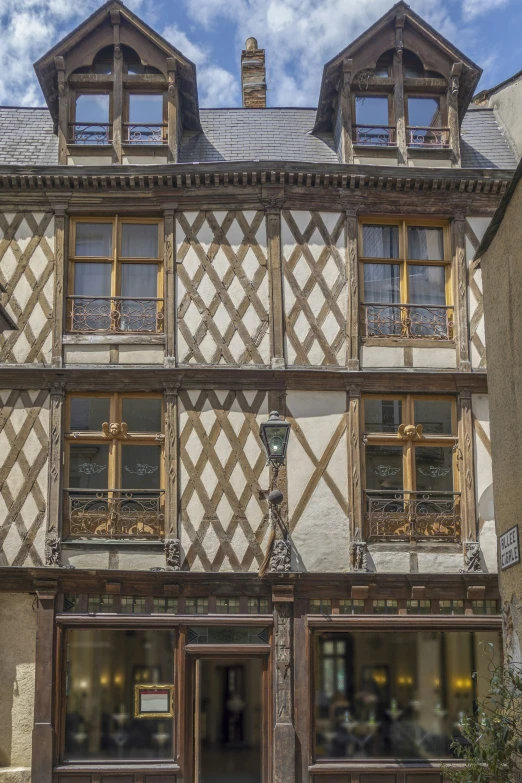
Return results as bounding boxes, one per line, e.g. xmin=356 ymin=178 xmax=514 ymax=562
xmin=310 ymin=760 xmax=465 ymax=772
xmin=362 ymin=336 xmax=455 ymax=348
xmin=63 ymin=333 xmax=165 ymax=344
xmin=368 ymin=540 xmax=461 ymax=551
xmin=62 ymin=538 xmax=165 ymax=547
xmin=407 ymin=145 xmax=453 ymax=159
xmin=54 ymin=763 xmax=180 ymax=774
xmin=67 ymin=143 xmax=112 ymax=150
xmin=353 ymin=143 xmax=398 ymax=155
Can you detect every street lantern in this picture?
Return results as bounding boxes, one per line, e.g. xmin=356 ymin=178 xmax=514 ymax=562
xmin=259 ymin=411 xmax=291 ymax=466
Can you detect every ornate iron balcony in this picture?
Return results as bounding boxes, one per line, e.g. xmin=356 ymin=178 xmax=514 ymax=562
xmin=365 ymin=490 xmax=461 ymax=541
xmin=124 ymin=123 xmax=167 ymax=144
xmin=407 ymin=126 xmax=450 ymax=147
xmin=67 ymin=296 xmax=164 ymax=333
xmin=353 ymin=125 xmax=396 ymax=146
xmin=69 ymin=123 xmax=111 ymax=144
xmin=65 ymin=489 xmax=165 ymax=539
xmin=362 ymin=303 xmax=454 ymax=340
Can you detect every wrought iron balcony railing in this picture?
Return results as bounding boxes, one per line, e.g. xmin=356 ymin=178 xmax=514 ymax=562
xmin=124 ymin=123 xmax=167 ymax=144
xmin=365 ymin=490 xmax=461 ymax=541
xmin=69 ymin=123 xmax=111 ymax=144
xmin=67 ymin=296 xmax=164 ymax=333
xmin=353 ymin=125 xmax=396 ymax=146
xmin=65 ymin=489 xmax=165 ymax=539
xmin=407 ymin=126 xmax=450 ymax=148
xmin=361 ymin=303 xmax=454 ymax=340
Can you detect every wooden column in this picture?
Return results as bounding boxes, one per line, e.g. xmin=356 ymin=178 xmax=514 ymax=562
xmin=266 ymin=204 xmax=285 ymax=369
xmin=111 ymin=11 xmax=123 ymax=164
xmin=449 ymin=62 xmax=463 ymax=167
xmin=50 ymin=203 xmax=68 ymax=368
xmin=54 ymin=57 xmax=68 ymax=164
xmin=452 ymin=212 xmax=471 ymax=372
xmin=339 ymin=58 xmax=354 ymax=164
xmin=163 ymin=204 xmax=177 ymax=366
xmin=348 ymin=383 xmax=363 ymax=540
xmin=46 ymin=382 xmax=65 ymax=557
xmin=458 ymin=387 xmax=478 ymax=543
xmin=272 ymin=586 xmax=295 ymax=783
xmin=167 ymin=58 xmax=179 ymax=163
xmin=32 ymin=584 xmax=57 ymax=783
xmin=346 ymin=207 xmax=360 ymax=370
xmin=293 ymin=596 xmax=309 ymax=783
xmin=393 ymin=13 xmax=407 ymax=166
xmin=164 ymin=383 xmax=180 ymax=540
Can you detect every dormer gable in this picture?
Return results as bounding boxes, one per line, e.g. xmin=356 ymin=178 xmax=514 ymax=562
xmin=314 ymin=1 xmax=482 ymax=167
xmin=34 ymin=0 xmax=201 ymax=165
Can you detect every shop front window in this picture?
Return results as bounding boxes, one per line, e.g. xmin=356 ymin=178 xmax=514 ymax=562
xmin=64 ymin=629 xmax=174 ymax=761
xmin=313 ymin=630 xmax=500 ymax=761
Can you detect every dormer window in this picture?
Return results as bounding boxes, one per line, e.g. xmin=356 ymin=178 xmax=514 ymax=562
xmin=407 ymin=96 xmax=448 ymax=147
xmin=354 ymin=95 xmax=394 ymax=146
xmin=126 ymin=93 xmax=166 ymax=145
xmin=73 ymin=93 xmax=111 ymax=144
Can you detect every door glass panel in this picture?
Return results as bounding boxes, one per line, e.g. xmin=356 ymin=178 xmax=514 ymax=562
xmin=365 ymin=445 xmax=404 ymax=491
xmin=363 ymin=225 xmax=399 ymax=258
xmin=364 ymin=399 xmax=402 ymax=433
xmin=197 ymin=658 xmax=262 ymax=783
xmin=75 ymin=94 xmax=110 ymax=124
xmin=414 ymin=400 xmax=453 ymax=434
xmin=69 ymin=444 xmax=109 ymax=489
xmin=415 ymin=446 xmax=454 ymax=492
xmin=64 ymin=629 xmax=174 ymax=761
xmin=407 ymin=227 xmax=444 ymax=260
xmin=120 ymin=265 xmax=159 ymax=331
xmin=313 ymin=630 xmax=500 ymax=760
xmin=121 ymin=445 xmax=161 ymax=490
xmin=122 ymin=398 xmax=162 ymax=433
xmin=75 ymin=223 xmax=113 ymax=257
xmin=188 ymin=627 xmax=269 ymax=645
xmin=70 ymin=397 xmax=110 ymax=432
xmin=121 ymin=224 xmax=159 ymax=258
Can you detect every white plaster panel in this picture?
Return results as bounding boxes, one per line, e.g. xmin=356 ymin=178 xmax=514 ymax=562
xmin=407 ymin=157 xmax=451 ymax=168
xmin=411 ymin=347 xmax=457 ymax=368
xmin=362 ymin=346 xmax=404 ymax=367
xmin=64 ymin=345 xmax=111 ymax=364
xmin=122 ymin=154 xmax=168 ymax=165
xmin=67 ymin=154 xmax=113 ymax=165
xmin=287 ymin=391 xmax=349 ymax=572
xmin=61 ymin=550 xmax=110 ymax=569
xmin=116 ymin=551 xmax=165 ymax=570
xmin=118 ymin=345 xmax=164 ymax=364
xmin=353 ymin=155 xmax=399 ymax=166
xmin=368 ymin=550 xmax=411 ymax=573
xmin=467 ymin=217 xmax=491 ymax=241
xmin=416 ymin=552 xmax=464 ymax=572
xmin=480 ymin=519 xmax=498 ymax=573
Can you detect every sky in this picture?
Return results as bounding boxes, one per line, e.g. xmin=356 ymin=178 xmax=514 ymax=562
xmin=0 ymin=0 xmax=521 ymax=109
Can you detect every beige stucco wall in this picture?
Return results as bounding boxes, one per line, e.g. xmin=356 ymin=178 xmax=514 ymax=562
xmin=482 ymin=180 xmax=522 ymax=659
xmin=0 ymin=593 xmax=35 ymax=783
xmin=487 ymin=80 xmax=522 ymax=160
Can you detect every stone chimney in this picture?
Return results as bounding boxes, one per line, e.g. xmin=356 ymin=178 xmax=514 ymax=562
xmin=241 ymin=37 xmax=267 ymax=108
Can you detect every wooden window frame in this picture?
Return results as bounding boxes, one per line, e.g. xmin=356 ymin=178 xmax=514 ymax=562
xmin=362 ymin=394 xmax=460 ymax=542
xmin=67 ymin=216 xmax=164 ymax=334
xmin=405 ymin=92 xmax=449 ymax=148
xmin=359 ymin=216 xmax=453 ymax=342
xmin=63 ymin=392 xmax=165 ymax=539
xmin=352 ymin=92 xmax=396 ymax=146
xmin=123 ymin=90 xmax=168 ymax=145
xmin=69 ymin=89 xmax=113 ymax=144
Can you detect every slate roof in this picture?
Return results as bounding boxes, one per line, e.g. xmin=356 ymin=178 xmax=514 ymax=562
xmin=0 ymin=104 xmax=516 ymax=170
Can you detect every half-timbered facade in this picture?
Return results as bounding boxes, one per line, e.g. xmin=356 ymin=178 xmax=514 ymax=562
xmin=0 ymin=2 xmax=516 ymax=782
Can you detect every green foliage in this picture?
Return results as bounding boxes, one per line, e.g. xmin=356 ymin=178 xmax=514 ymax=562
xmin=443 ymin=648 xmax=522 ymax=783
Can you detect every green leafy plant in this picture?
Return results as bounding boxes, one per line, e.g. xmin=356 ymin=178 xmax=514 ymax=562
xmin=443 ymin=649 xmax=522 ymax=783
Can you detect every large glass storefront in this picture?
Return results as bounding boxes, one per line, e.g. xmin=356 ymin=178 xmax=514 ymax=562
xmin=313 ymin=630 xmax=500 ymax=760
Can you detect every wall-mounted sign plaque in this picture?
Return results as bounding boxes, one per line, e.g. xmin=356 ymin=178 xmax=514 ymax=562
xmin=134 ymin=684 xmax=174 ymax=718
xmin=500 ymin=525 xmax=520 ymax=571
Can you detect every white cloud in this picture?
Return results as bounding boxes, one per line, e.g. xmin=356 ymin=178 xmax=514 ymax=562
xmin=162 ymin=23 xmax=206 ymax=64
xmin=462 ymin=0 xmax=509 ymax=20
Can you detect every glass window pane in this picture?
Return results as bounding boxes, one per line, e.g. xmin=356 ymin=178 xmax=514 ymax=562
xmin=363 ymin=264 xmax=401 ymax=304
xmin=365 ymin=445 xmax=404 ymax=491
xmin=121 ymin=224 xmax=159 ymax=258
xmin=121 ymin=445 xmax=161 ymax=490
xmin=70 ymin=397 xmax=110 ymax=431
xmin=364 ymin=399 xmax=402 ymax=433
xmin=408 ymin=265 xmax=446 ymax=305
xmin=414 ymin=399 xmax=453 ymax=434
xmin=64 ymin=628 xmax=174 ymax=761
xmin=121 ymin=264 xmax=158 ymax=297
xmin=408 ymin=97 xmax=441 ymax=127
xmin=122 ymin=398 xmax=162 ymax=433
xmin=415 ymin=446 xmax=454 ymax=492
xmin=355 ymin=96 xmax=389 ymax=126
xmin=314 ymin=630 xmax=500 ymax=761
xmin=129 ymin=94 xmax=163 ymax=124
xmin=73 ymin=263 xmax=111 ymax=296
xmin=363 ymin=225 xmax=399 ymax=258
xmin=75 ymin=94 xmax=110 ymax=124
xmin=75 ymin=223 xmax=113 ymax=257
xmin=407 ymin=227 xmax=444 ymax=260
xmin=69 ymin=444 xmax=109 ymax=489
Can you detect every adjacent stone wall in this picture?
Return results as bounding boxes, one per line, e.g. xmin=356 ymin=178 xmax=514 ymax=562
xmin=0 ymin=212 xmax=54 ymax=365
xmin=0 ymin=390 xmax=49 ymax=567
xmin=472 ymin=394 xmax=497 ymax=572
xmin=0 ymin=593 xmax=35 ymax=783
xmin=466 ymin=216 xmax=491 ymax=370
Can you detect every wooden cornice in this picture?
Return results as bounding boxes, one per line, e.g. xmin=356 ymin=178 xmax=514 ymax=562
xmin=0 ymin=366 xmax=489 ymax=394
